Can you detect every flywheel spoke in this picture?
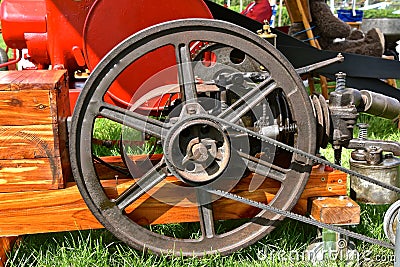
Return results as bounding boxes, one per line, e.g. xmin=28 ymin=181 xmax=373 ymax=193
xmin=114 ymin=160 xmax=167 ymax=210
xmin=174 ymin=42 xmax=197 ymax=103
xmin=196 ymin=188 xmax=215 ymax=239
xmin=238 ymin=151 xmax=287 ymax=183
xmin=218 ymin=77 xmax=276 ymax=124
xmin=99 ymin=102 xmax=168 ymax=138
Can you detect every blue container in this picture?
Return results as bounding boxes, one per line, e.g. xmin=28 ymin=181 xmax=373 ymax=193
xmin=337 ymin=9 xmax=363 ymax=22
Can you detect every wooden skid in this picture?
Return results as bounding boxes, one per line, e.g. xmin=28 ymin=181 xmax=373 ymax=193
xmin=0 ymin=70 xmax=70 ymax=192
xmin=310 ymin=196 xmax=360 ymax=225
xmin=0 ymin=159 xmax=348 ymax=236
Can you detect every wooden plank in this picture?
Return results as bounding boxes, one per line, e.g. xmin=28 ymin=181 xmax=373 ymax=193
xmin=0 ymin=161 xmax=348 ymax=236
xmin=0 ymin=71 xmax=33 ymax=91
xmin=0 ymin=90 xmax=54 ymax=125
xmin=0 ymin=72 xmax=27 ymax=91
xmin=0 ymin=70 xmax=68 ymax=126
xmin=0 ymin=70 xmax=67 ymax=91
xmin=98 ymin=157 xmax=347 ymax=217
xmin=310 ymin=196 xmax=360 ymax=225
xmin=0 ymin=158 xmax=63 ymax=192
xmin=95 ymin=154 xmax=164 ymax=180
xmin=17 ymin=70 xmax=67 ymax=91
xmin=0 ymin=182 xmax=103 ymax=236
xmin=0 ymin=125 xmax=59 ymax=159
xmin=0 ymin=178 xmax=270 ymax=236
xmin=51 ymin=71 xmax=70 ymax=187
xmin=293 ymin=166 xmax=347 ymax=215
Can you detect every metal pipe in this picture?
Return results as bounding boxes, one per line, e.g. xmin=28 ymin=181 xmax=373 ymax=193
xmin=360 ymin=90 xmax=400 ymax=120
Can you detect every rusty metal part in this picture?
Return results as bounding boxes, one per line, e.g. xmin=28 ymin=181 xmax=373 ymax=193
xmin=70 ymin=19 xmax=315 ymax=256
xmin=164 ymin=117 xmax=231 ymax=184
xmin=319 ymin=94 xmax=330 ymax=149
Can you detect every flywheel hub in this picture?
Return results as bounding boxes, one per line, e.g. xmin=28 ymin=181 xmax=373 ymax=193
xmin=164 ymin=118 xmax=230 ymax=184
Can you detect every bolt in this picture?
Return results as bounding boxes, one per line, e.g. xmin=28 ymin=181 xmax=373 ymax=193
xmin=192 ymin=143 xmax=208 ymax=162
xmin=187 ymin=107 xmax=196 ymax=114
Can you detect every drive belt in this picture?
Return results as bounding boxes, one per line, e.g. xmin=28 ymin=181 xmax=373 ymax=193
xmin=203 ymin=114 xmax=398 ymax=249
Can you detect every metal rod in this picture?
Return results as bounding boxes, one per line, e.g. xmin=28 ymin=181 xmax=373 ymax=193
xmin=295 ymin=53 xmax=344 ymax=75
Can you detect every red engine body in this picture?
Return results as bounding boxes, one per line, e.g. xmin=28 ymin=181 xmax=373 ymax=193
xmin=0 ymin=0 xmax=213 ymax=109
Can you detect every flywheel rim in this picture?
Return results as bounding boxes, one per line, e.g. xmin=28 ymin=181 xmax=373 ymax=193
xmin=70 ymin=19 xmax=316 ymax=256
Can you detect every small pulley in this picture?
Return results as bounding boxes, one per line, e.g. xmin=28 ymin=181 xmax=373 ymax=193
xmin=310 ymin=93 xmax=330 ymax=149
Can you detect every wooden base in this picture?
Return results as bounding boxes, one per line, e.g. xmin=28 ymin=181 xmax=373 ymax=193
xmin=0 ymin=158 xmax=348 ymax=236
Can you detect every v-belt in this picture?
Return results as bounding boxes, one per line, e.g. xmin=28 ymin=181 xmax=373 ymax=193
xmin=199 ymin=114 xmax=397 ymax=250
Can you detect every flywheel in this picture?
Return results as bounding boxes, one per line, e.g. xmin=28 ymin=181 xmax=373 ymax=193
xmin=70 ymin=19 xmax=316 ymax=256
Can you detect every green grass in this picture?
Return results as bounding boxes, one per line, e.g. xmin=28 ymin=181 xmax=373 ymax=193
xmin=5 ymin=114 xmax=399 ymax=266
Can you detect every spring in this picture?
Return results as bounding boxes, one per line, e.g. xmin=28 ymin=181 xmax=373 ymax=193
xmin=280 ymin=123 xmax=297 ymax=133
xmin=335 ymin=72 xmax=346 ymax=91
xmin=357 ymin=123 xmax=369 ymax=139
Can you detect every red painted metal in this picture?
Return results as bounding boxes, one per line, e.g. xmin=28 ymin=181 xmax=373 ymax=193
xmin=83 ymin=0 xmax=212 ymax=107
xmin=0 ymin=0 xmax=47 ymax=50
xmin=0 ymin=0 xmax=213 ymax=110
